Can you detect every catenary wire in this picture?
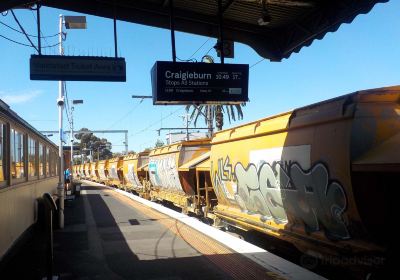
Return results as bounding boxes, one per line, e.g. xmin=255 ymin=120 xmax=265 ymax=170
xmin=0 ymin=33 xmax=60 ymax=48
xmin=0 ymin=20 xmax=60 ymax=38
xmin=10 ymin=10 xmax=38 ymax=52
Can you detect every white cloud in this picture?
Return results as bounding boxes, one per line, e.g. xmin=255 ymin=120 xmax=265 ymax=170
xmin=0 ymin=90 xmax=42 ymax=104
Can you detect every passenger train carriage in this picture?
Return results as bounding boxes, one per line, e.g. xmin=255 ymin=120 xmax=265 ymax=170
xmin=0 ymin=100 xmax=59 ymax=262
xmin=74 ymin=85 xmax=399 ymax=264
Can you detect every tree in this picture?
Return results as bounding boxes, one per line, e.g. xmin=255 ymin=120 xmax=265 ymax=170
xmin=155 ymin=139 xmax=164 ymax=147
xmin=185 ymin=104 xmax=245 ymax=135
xmin=75 ymin=128 xmax=112 ymax=161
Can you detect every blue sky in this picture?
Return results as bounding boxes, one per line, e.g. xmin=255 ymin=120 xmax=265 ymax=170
xmin=0 ymin=1 xmax=399 ymax=153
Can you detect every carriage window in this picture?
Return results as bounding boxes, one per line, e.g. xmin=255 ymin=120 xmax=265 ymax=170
xmin=39 ymin=143 xmax=44 ymax=176
xmin=11 ymin=128 xmax=25 ymax=179
xmin=55 ymin=152 xmax=58 ymax=176
xmin=46 ymin=147 xmax=50 ymax=176
xmin=49 ymin=151 xmax=53 ymax=176
xmin=50 ymin=150 xmax=56 ymax=176
xmin=0 ymin=123 xmax=4 ymax=182
xmin=53 ymin=151 xmax=59 ymax=176
xmin=28 ymin=137 xmax=37 ymax=177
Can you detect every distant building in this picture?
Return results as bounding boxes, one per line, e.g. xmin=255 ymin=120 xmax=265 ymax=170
xmin=166 ymin=132 xmax=207 ymax=145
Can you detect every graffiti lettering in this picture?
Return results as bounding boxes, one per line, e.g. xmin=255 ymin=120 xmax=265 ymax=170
xmin=125 ymin=163 xmax=142 ymax=188
xmin=149 ymin=155 xmax=183 ymax=192
xmin=215 ymin=158 xmax=349 ymax=240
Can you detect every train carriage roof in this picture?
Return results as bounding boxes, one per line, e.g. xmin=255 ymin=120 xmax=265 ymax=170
xmin=0 ymin=0 xmax=388 ymax=61
xmin=0 ymin=99 xmax=58 ymax=148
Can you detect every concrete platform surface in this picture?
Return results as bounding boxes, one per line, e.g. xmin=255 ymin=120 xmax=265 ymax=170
xmin=1 ymin=182 xmax=324 ymax=279
xmin=54 ymin=184 xmax=279 ymax=280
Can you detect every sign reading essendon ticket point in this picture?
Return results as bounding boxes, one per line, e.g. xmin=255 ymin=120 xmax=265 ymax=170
xmin=151 ymin=61 xmax=249 ymax=104
xmin=30 ymin=55 xmax=126 ymax=82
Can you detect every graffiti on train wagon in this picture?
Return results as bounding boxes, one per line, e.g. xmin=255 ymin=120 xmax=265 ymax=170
xmin=98 ymin=166 xmax=107 ymax=179
xmin=109 ymin=164 xmax=118 ymax=179
xmin=149 ymin=155 xmax=183 ymax=191
xmin=212 ymin=157 xmax=349 ymax=240
xmin=126 ymin=163 xmax=142 ymax=187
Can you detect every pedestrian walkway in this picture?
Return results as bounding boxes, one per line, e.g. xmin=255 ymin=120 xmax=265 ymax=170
xmin=54 ymin=184 xmax=275 ymax=280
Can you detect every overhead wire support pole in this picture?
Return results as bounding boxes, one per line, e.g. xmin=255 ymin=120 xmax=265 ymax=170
xmin=169 ymin=0 xmax=176 ymax=62
xmin=57 ymin=14 xmax=65 ymax=229
xmin=70 ymin=106 xmax=74 ymax=183
xmin=36 ymin=4 xmax=41 ymax=55
xmin=124 ymin=131 xmax=128 ymax=154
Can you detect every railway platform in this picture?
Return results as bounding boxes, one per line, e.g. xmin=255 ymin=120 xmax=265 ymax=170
xmin=3 ymin=181 xmax=324 ymax=280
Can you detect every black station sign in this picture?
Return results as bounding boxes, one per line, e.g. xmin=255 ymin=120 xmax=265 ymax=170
xmin=151 ymin=61 xmax=249 ymax=104
xmin=30 ymin=55 xmax=126 ymax=82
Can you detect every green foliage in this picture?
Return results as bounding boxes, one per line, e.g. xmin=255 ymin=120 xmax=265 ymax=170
xmin=75 ymin=128 xmax=113 ymax=161
xmin=185 ymin=104 xmax=245 ymax=132
xmin=155 ymin=139 xmax=164 ymax=147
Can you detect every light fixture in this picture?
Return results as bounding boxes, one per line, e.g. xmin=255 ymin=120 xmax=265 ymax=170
xmin=72 ymin=99 xmax=84 ymax=104
xmin=201 ymin=55 xmax=214 ymax=63
xmin=64 ymin=16 xmax=87 ymax=29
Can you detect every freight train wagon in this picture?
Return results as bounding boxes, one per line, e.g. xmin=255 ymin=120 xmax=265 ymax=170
xmin=148 ymin=139 xmax=214 ymax=215
xmin=121 ymin=152 xmax=149 ymax=197
xmin=209 ymin=86 xmax=399 ymax=261
xmin=74 ymin=85 xmax=398 ymax=266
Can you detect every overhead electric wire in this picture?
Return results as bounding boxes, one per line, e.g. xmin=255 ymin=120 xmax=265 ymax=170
xmin=0 ymin=33 xmax=32 ymax=47
xmin=0 ymin=20 xmax=59 ymax=38
xmin=205 ymin=45 xmax=214 ymax=56
xmin=10 ymin=10 xmax=38 ymax=52
xmin=30 ymin=9 xmax=50 ymax=50
xmin=188 ymin=37 xmax=211 ymax=60
xmin=250 ymin=58 xmax=265 ymax=68
xmin=106 ymin=100 xmax=143 ymax=130
xmin=130 ymin=107 xmax=183 ymax=137
xmin=63 ymin=83 xmax=72 ymax=125
xmin=0 ymin=32 xmax=60 ymax=48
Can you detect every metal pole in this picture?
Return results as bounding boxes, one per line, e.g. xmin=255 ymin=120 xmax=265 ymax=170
xmin=70 ymin=106 xmax=74 ymax=182
xmin=125 ymin=132 xmax=128 ymax=154
xmin=36 ymin=4 xmax=41 ymax=55
xmin=57 ymin=14 xmax=65 ymax=229
xmin=186 ymin=114 xmax=189 ymax=141
xmin=218 ymin=0 xmax=224 ymax=64
xmin=113 ymin=1 xmax=118 ymax=57
xmin=169 ymin=0 xmax=176 ymax=62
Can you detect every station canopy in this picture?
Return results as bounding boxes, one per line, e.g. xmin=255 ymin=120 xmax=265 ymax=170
xmin=1 ymin=0 xmax=387 ymax=61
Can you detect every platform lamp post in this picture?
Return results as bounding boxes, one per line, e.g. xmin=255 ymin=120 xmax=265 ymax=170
xmin=57 ymin=15 xmax=87 ymax=229
xmin=70 ymin=99 xmax=83 ymax=183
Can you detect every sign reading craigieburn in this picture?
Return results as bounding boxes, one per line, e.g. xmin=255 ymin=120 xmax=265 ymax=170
xmin=151 ymin=61 xmax=249 ymax=104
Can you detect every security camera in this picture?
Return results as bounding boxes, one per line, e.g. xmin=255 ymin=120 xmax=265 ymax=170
xmin=57 ymin=97 xmax=65 ymax=106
